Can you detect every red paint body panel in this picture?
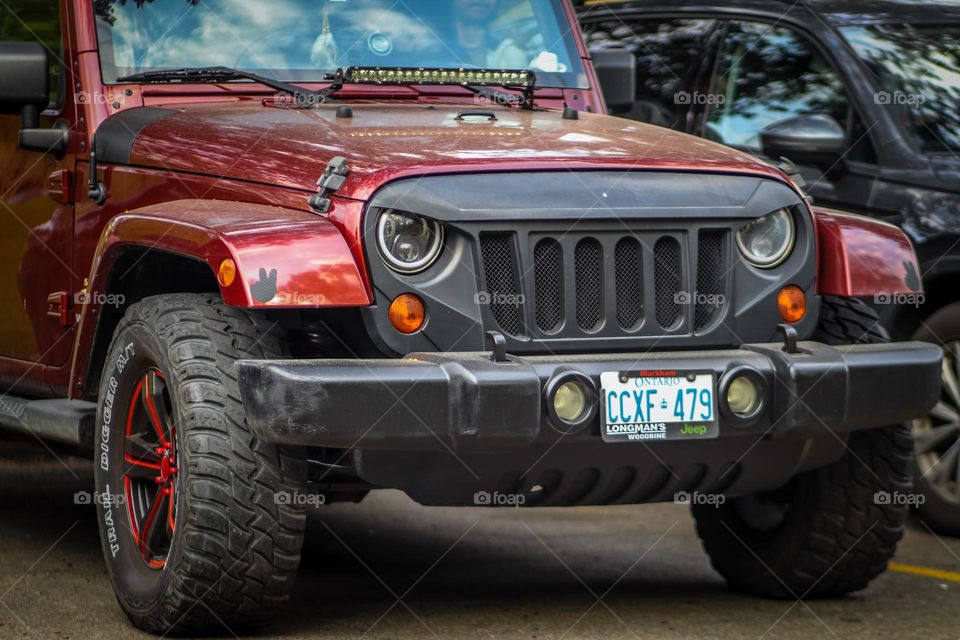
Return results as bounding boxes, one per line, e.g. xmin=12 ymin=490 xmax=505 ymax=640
xmin=68 ymin=199 xmax=370 ymax=395
xmin=814 ymin=208 xmax=923 ymax=297
xmin=89 ymin=200 xmax=370 ymax=308
xmin=123 ymin=101 xmax=781 ymax=199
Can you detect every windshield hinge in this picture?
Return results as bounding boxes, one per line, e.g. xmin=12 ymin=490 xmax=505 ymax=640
xmin=308 ymin=156 xmax=349 ymax=213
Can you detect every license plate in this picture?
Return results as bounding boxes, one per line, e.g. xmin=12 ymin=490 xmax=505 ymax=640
xmin=600 ymin=370 xmax=718 ymax=442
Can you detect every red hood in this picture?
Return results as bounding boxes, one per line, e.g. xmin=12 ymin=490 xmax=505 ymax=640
xmin=123 ymin=100 xmax=786 ymax=200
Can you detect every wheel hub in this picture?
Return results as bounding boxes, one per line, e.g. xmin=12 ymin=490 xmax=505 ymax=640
xmin=157 ymin=448 xmax=177 ymax=485
xmin=121 ymin=369 xmax=179 ymax=569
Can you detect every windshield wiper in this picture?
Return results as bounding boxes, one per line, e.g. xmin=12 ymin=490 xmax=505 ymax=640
xmin=119 ymin=65 xmax=538 ymax=110
xmin=117 ymin=66 xmax=342 ymax=108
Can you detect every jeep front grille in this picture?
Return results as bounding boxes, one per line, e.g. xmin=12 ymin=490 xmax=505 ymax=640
xmin=478 ymin=229 xmax=729 ymax=341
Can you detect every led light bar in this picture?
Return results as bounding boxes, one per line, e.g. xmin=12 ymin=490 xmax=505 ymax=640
xmin=340 ymin=66 xmax=535 ymax=87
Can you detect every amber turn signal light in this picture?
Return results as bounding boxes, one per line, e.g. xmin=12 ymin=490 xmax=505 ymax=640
xmin=217 ymin=259 xmax=237 ymax=287
xmin=778 ymin=285 xmax=807 ymax=323
xmin=389 ymin=294 xmax=426 ymax=334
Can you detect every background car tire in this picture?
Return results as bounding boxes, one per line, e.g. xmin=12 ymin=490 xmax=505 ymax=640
xmin=911 ymin=302 xmax=960 ymax=537
xmin=692 ymin=296 xmax=911 ymax=598
xmin=93 ymin=294 xmax=307 ymax=634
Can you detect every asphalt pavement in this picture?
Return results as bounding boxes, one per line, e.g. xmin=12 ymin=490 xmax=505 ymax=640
xmin=0 ymin=436 xmax=958 ymax=640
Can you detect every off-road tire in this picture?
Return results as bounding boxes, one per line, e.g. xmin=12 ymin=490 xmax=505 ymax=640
xmin=693 ymin=296 xmax=911 ymax=598
xmin=93 ymin=294 xmax=307 ymax=634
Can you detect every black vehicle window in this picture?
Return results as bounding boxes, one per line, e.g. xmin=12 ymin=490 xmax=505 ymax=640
xmin=584 ymin=18 xmax=718 ymax=131
xmin=0 ymin=0 xmax=62 ymax=107
xmin=706 ymin=21 xmax=848 ymax=154
xmin=842 ymin=24 xmax=960 ymax=155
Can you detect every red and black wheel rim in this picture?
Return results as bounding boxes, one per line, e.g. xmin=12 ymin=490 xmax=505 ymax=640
xmin=122 ymin=369 xmax=178 ymax=570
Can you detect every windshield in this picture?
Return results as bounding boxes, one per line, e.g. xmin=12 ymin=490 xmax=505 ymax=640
xmin=94 ymin=0 xmax=587 ymax=89
xmin=841 ymin=23 xmax=960 ymax=154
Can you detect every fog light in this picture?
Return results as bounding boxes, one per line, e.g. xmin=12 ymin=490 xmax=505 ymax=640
xmin=727 ymin=375 xmax=760 ymax=416
xmin=388 ymin=293 xmax=426 ymax=334
xmin=778 ymin=285 xmax=807 ymax=323
xmin=544 ymin=371 xmax=598 ymax=433
xmin=554 ymin=381 xmax=588 ymax=423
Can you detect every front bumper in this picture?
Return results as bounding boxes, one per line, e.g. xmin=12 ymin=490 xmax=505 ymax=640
xmin=237 ymin=340 xmax=941 ymax=452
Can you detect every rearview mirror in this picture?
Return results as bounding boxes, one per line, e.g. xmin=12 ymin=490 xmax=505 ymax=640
xmin=760 ymin=114 xmax=846 ymax=168
xmin=591 ymin=49 xmax=636 ymax=113
xmin=0 ymin=41 xmax=68 ymax=155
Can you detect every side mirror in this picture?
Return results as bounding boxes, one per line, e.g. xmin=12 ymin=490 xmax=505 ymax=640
xmin=759 ymin=114 xmax=846 ymax=168
xmin=0 ymin=41 xmax=68 ymax=155
xmin=591 ymin=49 xmax=636 ymax=113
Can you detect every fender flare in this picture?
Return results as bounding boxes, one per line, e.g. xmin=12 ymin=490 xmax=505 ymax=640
xmin=813 ymin=207 xmax=923 ymax=298
xmin=70 ymin=199 xmax=371 ymax=396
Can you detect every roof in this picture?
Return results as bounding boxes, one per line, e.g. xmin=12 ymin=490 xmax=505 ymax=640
xmin=577 ymin=0 xmax=960 ymax=26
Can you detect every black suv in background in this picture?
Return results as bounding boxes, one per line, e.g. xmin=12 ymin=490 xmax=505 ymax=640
xmin=580 ymin=0 xmax=960 ymax=535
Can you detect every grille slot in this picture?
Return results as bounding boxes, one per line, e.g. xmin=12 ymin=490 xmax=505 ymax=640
xmin=479 ymin=233 xmax=523 ymax=336
xmin=654 ymin=237 xmax=682 ymax=329
xmin=695 ymin=231 xmax=725 ymax=330
xmin=614 ymin=238 xmax=643 ymax=330
xmin=575 ymin=239 xmax=603 ymax=331
xmin=534 ymin=239 xmax=563 ymax=333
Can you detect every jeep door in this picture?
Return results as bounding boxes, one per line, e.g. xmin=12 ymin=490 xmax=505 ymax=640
xmin=0 ymin=0 xmax=75 ymax=369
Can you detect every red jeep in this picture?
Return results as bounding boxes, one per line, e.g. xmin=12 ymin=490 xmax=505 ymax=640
xmin=0 ymin=0 xmax=942 ymax=635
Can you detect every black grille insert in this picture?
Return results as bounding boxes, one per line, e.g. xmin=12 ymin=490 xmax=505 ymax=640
xmin=654 ymin=237 xmax=682 ymax=329
xmin=575 ymin=239 xmax=603 ymax=331
xmin=695 ymin=231 xmax=725 ymax=330
xmin=534 ymin=239 xmax=563 ymax=333
xmin=614 ymin=238 xmax=643 ymax=330
xmin=479 ymin=234 xmax=523 ymax=336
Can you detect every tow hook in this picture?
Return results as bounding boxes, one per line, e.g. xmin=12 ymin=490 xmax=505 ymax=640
xmin=486 ymin=330 xmax=508 ymax=363
xmin=778 ymin=323 xmax=801 ymax=354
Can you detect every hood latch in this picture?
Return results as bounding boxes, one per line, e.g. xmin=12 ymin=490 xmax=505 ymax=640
xmin=308 ymin=156 xmax=349 ymax=213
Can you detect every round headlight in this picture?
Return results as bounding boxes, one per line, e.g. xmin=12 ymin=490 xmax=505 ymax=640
xmin=376 ymin=210 xmax=444 ymax=274
xmin=736 ymin=209 xmax=795 ymax=268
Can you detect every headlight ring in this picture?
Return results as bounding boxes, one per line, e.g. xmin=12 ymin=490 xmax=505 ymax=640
xmin=736 ymin=208 xmax=796 ymax=269
xmin=376 ymin=210 xmax=445 ymax=274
